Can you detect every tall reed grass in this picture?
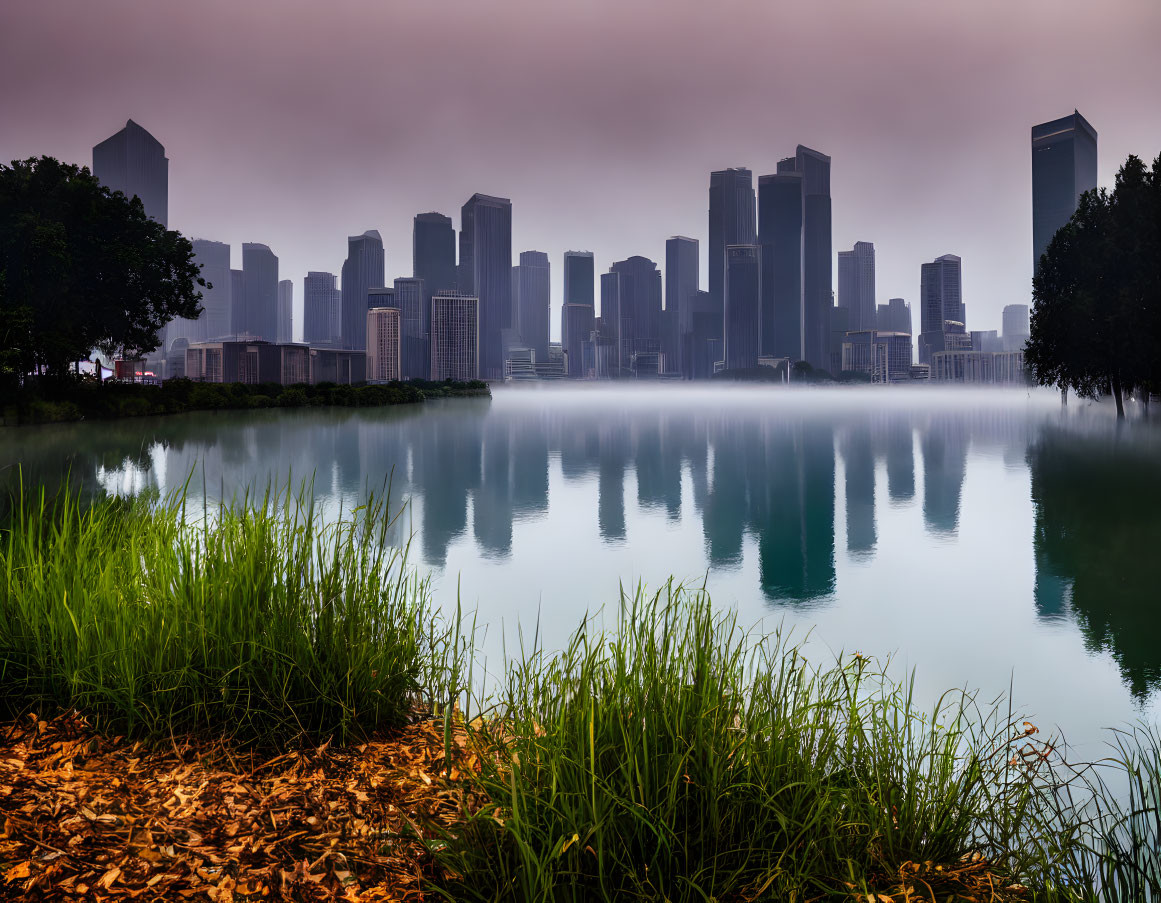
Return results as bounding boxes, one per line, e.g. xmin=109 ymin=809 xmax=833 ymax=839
xmin=0 ymin=478 xmax=469 ymax=744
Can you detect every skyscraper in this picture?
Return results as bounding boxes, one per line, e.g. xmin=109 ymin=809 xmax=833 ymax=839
xmin=512 ymin=250 xmax=550 ymax=360
xmin=92 ymin=119 xmax=169 ymax=227
xmin=1003 ymin=303 xmax=1031 ymax=351
xmin=230 ymin=269 xmax=245 ymax=336
xmin=600 ymin=271 xmax=626 ymax=375
xmin=918 ymin=254 xmax=963 ymax=364
xmin=876 ymin=298 xmax=912 ymax=336
xmin=241 ymin=243 xmax=278 ymax=341
xmin=1032 ymin=111 xmax=1098 ymax=277
xmin=394 ymin=277 xmax=427 ymax=379
xmin=562 ymin=251 xmax=596 ymax=375
xmin=414 ymin=212 xmax=456 ymax=353
xmin=759 ymin=146 xmax=831 ymax=367
xmin=430 ymin=292 xmax=479 ymax=381
xmin=665 ymin=236 xmax=698 ymax=377
xmin=341 ymin=230 xmax=385 ymax=351
xmin=169 ymin=239 xmax=231 ymax=346
xmin=277 ymin=279 xmax=293 ymax=344
xmin=724 ymin=245 xmax=761 ymax=370
xmin=609 ymin=256 xmax=662 ymax=376
xmin=303 ymin=272 xmax=342 ymax=346
xmin=459 ymin=194 xmax=512 ymax=380
xmin=708 ymin=169 xmax=756 ymax=318
xmin=562 ymin=303 xmax=595 ymax=378
xmin=758 ymin=171 xmax=803 ymax=360
xmin=366 ymin=306 xmax=401 ymax=382
xmin=564 ymin=251 xmax=595 ymax=307
xmin=837 ymin=241 xmax=876 ymax=333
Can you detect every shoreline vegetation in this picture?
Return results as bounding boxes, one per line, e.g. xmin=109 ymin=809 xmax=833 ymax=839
xmin=1 ymin=377 xmax=491 ymax=427
xmin=1 ymin=485 xmax=1159 ymax=901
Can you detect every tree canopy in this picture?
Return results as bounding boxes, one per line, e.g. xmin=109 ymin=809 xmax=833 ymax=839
xmin=0 ymin=156 xmax=204 ymax=385
xmin=1026 ymin=153 xmax=1161 ymax=416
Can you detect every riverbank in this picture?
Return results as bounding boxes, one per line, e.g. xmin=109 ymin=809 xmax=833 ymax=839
xmin=1 ymin=486 xmax=1158 ymax=901
xmin=1 ymin=377 xmax=490 ymax=426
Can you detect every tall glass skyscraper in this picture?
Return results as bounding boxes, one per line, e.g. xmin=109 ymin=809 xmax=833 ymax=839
xmin=241 ymin=243 xmax=279 ymax=341
xmin=167 ymin=239 xmax=231 ymax=347
xmin=459 ymin=194 xmax=512 ymax=380
xmin=918 ymin=254 xmax=963 ymax=364
xmin=1032 ymin=111 xmax=1097 ymax=278
xmin=92 ymin=119 xmax=169 ymax=227
xmin=341 ymin=230 xmax=385 ymax=351
xmin=562 ymin=251 xmax=595 ymax=375
xmin=665 ymin=236 xmax=698 ymax=377
xmin=758 ymin=171 xmax=803 ymax=360
xmin=277 ymin=280 xmax=293 ymax=344
xmin=393 ymin=277 xmax=427 ymax=379
xmin=303 ymin=272 xmax=342 ymax=346
xmin=837 ymin=241 xmax=876 ymax=333
xmin=512 ymin=250 xmax=550 ymax=360
xmin=609 ymin=256 xmax=662 ymax=375
xmin=724 ymin=245 xmax=761 ymax=370
xmin=708 ymin=168 xmax=756 ymax=318
xmin=563 ymin=251 xmax=595 ymax=307
xmin=414 ymin=212 xmax=456 ymax=350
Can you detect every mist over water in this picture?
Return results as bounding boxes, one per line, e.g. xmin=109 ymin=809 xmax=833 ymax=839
xmin=3 ymin=384 xmax=1159 ymax=752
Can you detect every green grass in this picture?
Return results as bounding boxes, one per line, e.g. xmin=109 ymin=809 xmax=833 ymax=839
xmin=0 ymin=478 xmax=469 ymax=744
xmin=0 ymin=486 xmax=1157 ymax=900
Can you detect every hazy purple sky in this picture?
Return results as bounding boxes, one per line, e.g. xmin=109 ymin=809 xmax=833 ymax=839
xmin=3 ymin=0 xmax=1160 ymax=339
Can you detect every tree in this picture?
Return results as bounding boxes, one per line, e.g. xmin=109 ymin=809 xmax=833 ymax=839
xmin=0 ymin=156 xmax=205 ymax=386
xmin=1027 ymin=153 xmax=1161 ymax=418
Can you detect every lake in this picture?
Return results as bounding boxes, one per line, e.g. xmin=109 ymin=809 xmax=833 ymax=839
xmin=3 ymin=385 xmax=1159 ymax=753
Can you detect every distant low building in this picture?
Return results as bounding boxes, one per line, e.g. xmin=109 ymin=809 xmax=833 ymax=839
xmin=931 ymin=349 xmax=1026 ymax=384
xmin=185 ymin=340 xmax=365 ymax=385
xmin=840 ymin=330 xmax=913 ymax=382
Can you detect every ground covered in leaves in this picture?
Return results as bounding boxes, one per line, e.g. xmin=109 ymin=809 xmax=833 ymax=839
xmin=0 ymin=713 xmax=485 ymax=901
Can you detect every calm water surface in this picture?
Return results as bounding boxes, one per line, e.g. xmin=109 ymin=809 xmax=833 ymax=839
xmin=4 ymin=385 xmax=1159 ymax=751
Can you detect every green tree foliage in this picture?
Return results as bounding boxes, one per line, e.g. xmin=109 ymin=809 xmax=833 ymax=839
xmin=1027 ymin=154 xmax=1161 ymax=417
xmin=0 ymin=156 xmax=204 ymax=385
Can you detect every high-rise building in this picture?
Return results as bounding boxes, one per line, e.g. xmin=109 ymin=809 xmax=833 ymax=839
xmin=511 ymin=250 xmax=550 ymax=360
xmin=393 ymin=277 xmax=427 ymax=380
xmin=414 ymin=212 xmax=456 ymax=354
xmin=562 ymin=251 xmax=595 ymax=375
xmin=168 ymin=239 xmax=231 ymax=348
xmin=760 ymin=146 xmax=831 ymax=368
xmin=918 ymin=254 xmax=963 ymax=364
xmin=758 ymin=171 xmax=803 ymax=360
xmin=564 ymin=251 xmax=595 ymax=307
xmin=230 ymin=269 xmax=245 ymax=336
xmin=430 ymin=292 xmax=479 ymax=381
xmin=277 ymin=279 xmax=293 ymax=344
xmin=608 ymin=256 xmax=662 ymax=376
xmin=665 ymin=236 xmax=698 ymax=377
xmin=600 ymin=271 xmax=624 ymax=374
xmin=92 ymin=119 xmax=168 ymax=227
xmin=562 ymin=303 xmax=595 ymax=378
xmin=367 ymin=286 xmax=395 ymax=311
xmin=303 ymin=272 xmax=342 ymax=346
xmin=240 ymin=243 xmax=278 ymax=341
xmin=724 ymin=245 xmax=761 ymax=370
xmin=366 ymin=307 xmax=401 ymax=382
xmin=1002 ymin=303 xmax=1031 ymax=351
xmin=876 ymin=298 xmax=912 ymax=336
xmin=708 ymin=169 xmax=756 ymax=320
xmin=838 ymin=241 xmax=876 ymax=333
xmin=1032 ymin=111 xmax=1098 ymax=277
xmin=459 ymin=194 xmax=512 ymax=380
xmin=341 ymin=230 xmax=385 ymax=351
xmin=970 ymin=330 xmax=1003 ymax=353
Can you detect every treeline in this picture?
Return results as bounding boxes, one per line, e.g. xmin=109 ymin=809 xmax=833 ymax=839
xmin=3 ymin=377 xmax=491 ymax=426
xmin=1028 ymin=153 xmax=1161 ymax=416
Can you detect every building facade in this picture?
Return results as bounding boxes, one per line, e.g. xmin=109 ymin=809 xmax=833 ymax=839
xmin=608 ymin=256 xmax=663 ymax=377
xmin=512 ymin=250 xmax=550 ymax=361
xmin=665 ymin=236 xmax=699 ymax=377
xmin=92 ymin=119 xmax=168 ymax=227
xmin=918 ymin=254 xmax=963 ymax=364
xmin=931 ymin=349 xmax=1026 ymax=384
xmin=837 ymin=241 xmax=876 ymax=333
xmin=366 ymin=307 xmax=402 ymax=382
xmin=240 ymin=243 xmax=279 ymax=341
xmin=430 ymin=292 xmax=479 ymax=381
xmin=1032 ymin=111 xmax=1098 ymax=277
xmin=341 ymin=230 xmax=385 ymax=351
xmin=168 ymin=239 xmax=232 ymax=350
xmin=724 ymin=245 xmax=761 ymax=370
xmin=1002 ymin=303 xmax=1031 ymax=351
xmin=562 ymin=302 xmax=596 ymax=378
xmin=184 ymin=340 xmax=363 ymax=386
xmin=459 ymin=194 xmax=512 ymax=380
xmin=876 ymin=297 xmax=912 ymax=335
xmin=303 ymin=272 xmax=342 ymax=346
xmin=277 ymin=279 xmax=293 ymax=344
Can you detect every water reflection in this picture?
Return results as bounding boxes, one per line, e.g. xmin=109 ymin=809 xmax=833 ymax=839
xmin=2 ymin=388 xmax=1160 ymax=710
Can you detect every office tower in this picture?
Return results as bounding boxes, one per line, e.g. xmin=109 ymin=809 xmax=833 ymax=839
xmin=341 ymin=230 xmax=385 ymax=351
xmin=366 ymin=307 xmax=401 ymax=382
xmin=430 ymin=292 xmax=479 ymax=381
xmin=277 ymin=279 xmax=293 ymax=344
xmin=92 ymin=119 xmax=169 ymax=227
xmin=599 ymin=271 xmax=626 ymax=375
xmin=608 ymin=256 xmax=662 ymax=376
xmin=665 ymin=236 xmax=699 ymax=377
xmin=760 ymin=146 xmax=831 ymax=367
xmin=230 ymin=269 xmax=245 ymax=336
xmin=758 ymin=171 xmax=803 ymax=360
xmin=394 ymin=277 xmax=427 ymax=380
xmin=970 ymin=330 xmax=1003 ymax=353
xmin=837 ymin=241 xmax=876 ymax=333
xmin=512 ymin=250 xmax=550 ymax=360
xmin=459 ymin=194 xmax=512 ymax=380
xmin=876 ymin=297 xmax=912 ymax=336
xmin=240 ymin=243 xmax=278 ymax=341
xmin=169 ymin=239 xmax=230 ymax=345
xmin=1003 ymin=303 xmax=1031 ymax=351
xmin=918 ymin=254 xmax=963 ymax=364
xmin=1032 ymin=111 xmax=1098 ymax=277
xmin=724 ymin=245 xmax=761 ymax=370
xmin=708 ymin=169 xmax=756 ymax=318
xmin=562 ymin=303 xmax=595 ymax=377
xmin=564 ymin=251 xmax=595 ymax=307
xmin=303 ymin=272 xmax=342 ymax=346
xmin=829 ymin=305 xmax=849 ymax=377
xmin=414 ymin=212 xmax=456 ymax=351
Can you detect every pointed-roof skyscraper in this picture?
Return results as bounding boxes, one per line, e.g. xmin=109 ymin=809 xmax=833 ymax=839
xmin=92 ymin=119 xmax=169 ymax=227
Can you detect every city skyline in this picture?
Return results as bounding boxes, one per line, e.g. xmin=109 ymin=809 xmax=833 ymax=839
xmin=3 ymin=0 xmax=1158 ymax=345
